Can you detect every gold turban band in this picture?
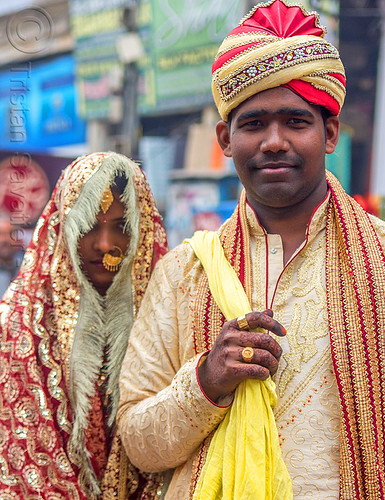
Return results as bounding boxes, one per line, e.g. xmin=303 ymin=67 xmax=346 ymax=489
xmin=212 ymin=0 xmax=346 ymax=121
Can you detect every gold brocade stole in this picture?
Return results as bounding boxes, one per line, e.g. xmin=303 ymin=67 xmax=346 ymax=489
xmin=326 ymin=171 xmax=385 ymax=499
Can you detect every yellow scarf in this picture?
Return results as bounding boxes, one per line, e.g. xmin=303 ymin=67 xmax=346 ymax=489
xmin=186 ymin=230 xmax=292 ymax=500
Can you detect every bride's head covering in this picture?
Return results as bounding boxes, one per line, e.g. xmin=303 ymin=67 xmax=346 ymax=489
xmin=0 ymin=152 xmax=168 ymax=497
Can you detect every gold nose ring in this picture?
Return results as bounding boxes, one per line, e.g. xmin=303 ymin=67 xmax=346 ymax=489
xmin=102 ymin=246 xmax=124 ymax=272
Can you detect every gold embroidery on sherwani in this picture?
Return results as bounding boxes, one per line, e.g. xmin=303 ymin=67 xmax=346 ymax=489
xmin=276 ymin=238 xmax=328 ymax=397
xmin=274 ymin=347 xmax=331 ymax=421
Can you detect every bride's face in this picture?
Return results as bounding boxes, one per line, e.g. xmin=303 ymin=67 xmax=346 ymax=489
xmin=77 ymin=195 xmax=130 ymax=296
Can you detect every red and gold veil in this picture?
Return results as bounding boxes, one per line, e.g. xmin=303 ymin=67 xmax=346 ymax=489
xmin=0 ymin=152 xmax=168 ymax=498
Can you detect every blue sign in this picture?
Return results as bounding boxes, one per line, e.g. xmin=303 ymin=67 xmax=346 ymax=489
xmin=0 ymin=54 xmax=86 ymax=152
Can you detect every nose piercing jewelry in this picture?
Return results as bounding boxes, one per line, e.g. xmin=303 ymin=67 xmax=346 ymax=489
xmin=102 ymin=246 xmax=124 ymax=272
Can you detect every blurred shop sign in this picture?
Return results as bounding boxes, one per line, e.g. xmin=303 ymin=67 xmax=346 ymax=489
xmin=137 ymin=0 xmax=340 ymax=116
xmin=137 ymin=0 xmax=244 ymax=115
xmin=0 ymin=54 xmax=86 ymax=152
xmin=69 ymin=0 xmax=131 ymax=120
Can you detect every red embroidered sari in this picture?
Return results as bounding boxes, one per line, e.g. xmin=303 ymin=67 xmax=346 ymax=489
xmin=0 ymin=153 xmax=168 ymax=499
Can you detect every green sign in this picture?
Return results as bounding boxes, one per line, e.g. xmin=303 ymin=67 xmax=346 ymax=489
xmin=69 ymin=1 xmax=127 ymax=120
xmin=138 ymin=0 xmax=245 ymax=115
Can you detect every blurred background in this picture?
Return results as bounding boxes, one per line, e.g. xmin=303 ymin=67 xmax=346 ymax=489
xmin=0 ymin=0 xmax=384 ymax=295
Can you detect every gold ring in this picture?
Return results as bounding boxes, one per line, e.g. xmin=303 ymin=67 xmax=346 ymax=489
xmin=237 ymin=314 xmax=250 ymax=330
xmin=241 ymin=347 xmax=254 ymax=363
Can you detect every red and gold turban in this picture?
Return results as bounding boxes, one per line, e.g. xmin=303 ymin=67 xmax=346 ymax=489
xmin=212 ymin=0 xmax=346 ymax=120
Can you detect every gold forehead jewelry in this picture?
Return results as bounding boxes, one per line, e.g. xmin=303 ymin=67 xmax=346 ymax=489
xmin=102 ymin=246 xmax=124 ymax=272
xmin=100 ymin=187 xmax=114 ymax=214
xmin=237 ymin=314 xmax=250 ymax=330
xmin=241 ymin=347 xmax=254 ymax=363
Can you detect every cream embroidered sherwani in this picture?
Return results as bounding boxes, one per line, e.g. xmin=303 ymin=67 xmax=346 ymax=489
xmin=118 ymin=195 xmax=385 ymax=499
